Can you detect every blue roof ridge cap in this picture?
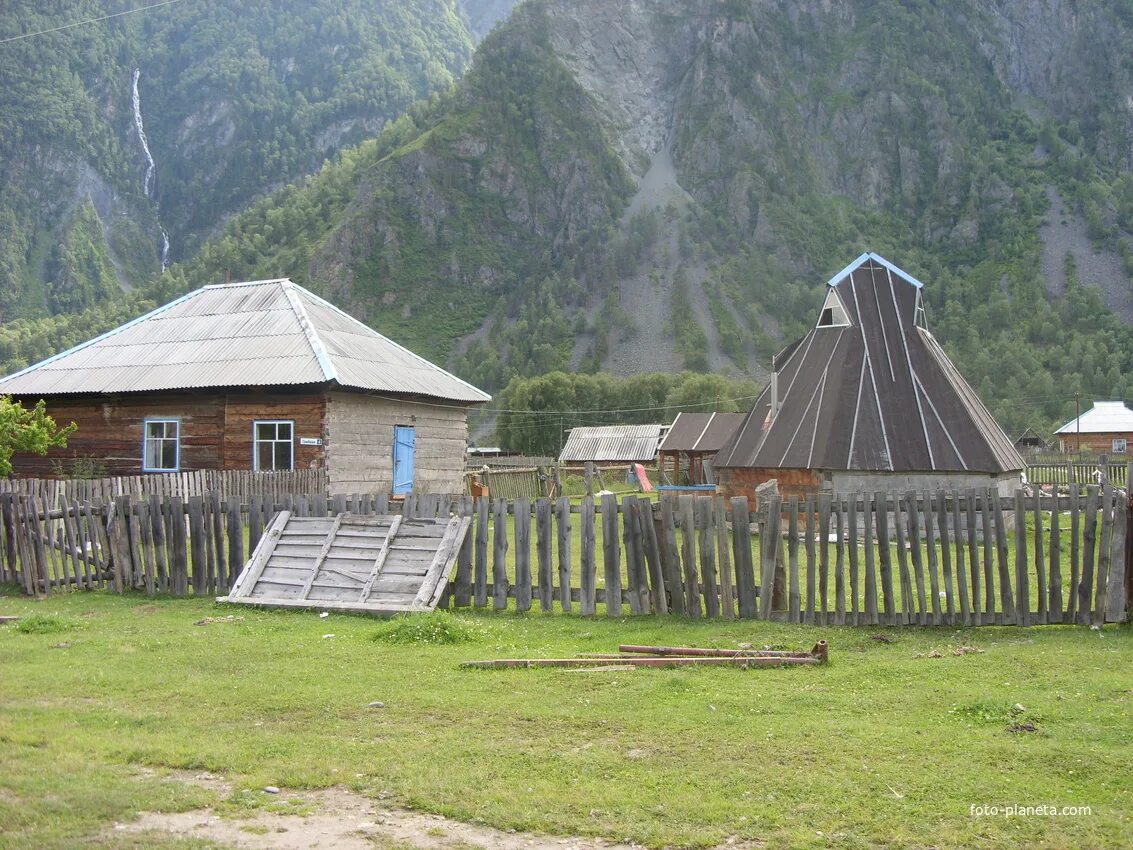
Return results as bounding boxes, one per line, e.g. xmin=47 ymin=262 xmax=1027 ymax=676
xmin=827 ymin=252 xmax=925 ymax=289
xmin=281 ymin=280 xmax=338 ymax=384
xmin=0 ymin=287 xmax=204 ymax=387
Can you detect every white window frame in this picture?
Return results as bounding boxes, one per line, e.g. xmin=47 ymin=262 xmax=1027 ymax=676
xmin=142 ymin=418 xmax=181 ymax=472
xmin=1113 ymin=438 xmax=1127 ymax=454
xmin=816 ymin=288 xmax=851 ymax=328
xmin=253 ymin=420 xmax=294 ymax=471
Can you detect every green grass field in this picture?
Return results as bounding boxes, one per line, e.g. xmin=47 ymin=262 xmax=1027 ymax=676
xmin=1 ymin=589 xmax=1130 ymax=849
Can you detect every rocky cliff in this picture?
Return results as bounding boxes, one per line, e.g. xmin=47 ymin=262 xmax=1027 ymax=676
xmin=4 ymin=0 xmax=1132 ymax=434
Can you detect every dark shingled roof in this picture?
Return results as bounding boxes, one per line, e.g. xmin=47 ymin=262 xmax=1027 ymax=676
xmin=715 ymin=253 xmax=1023 ymax=474
xmin=659 ymin=412 xmax=745 ymax=453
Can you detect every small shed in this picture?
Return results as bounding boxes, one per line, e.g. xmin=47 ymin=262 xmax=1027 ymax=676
xmin=715 ymin=253 xmax=1024 ymax=502
xmin=0 ymin=278 xmax=490 ymax=495
xmin=1054 ymin=401 xmax=1133 ymax=455
xmin=658 ymin=412 xmax=744 ymax=485
xmin=1013 ymin=427 xmax=1047 ymax=453
xmin=558 ymin=424 xmax=665 ymax=467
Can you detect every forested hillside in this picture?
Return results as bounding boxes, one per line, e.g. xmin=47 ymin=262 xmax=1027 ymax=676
xmin=0 ymin=0 xmax=493 ymax=320
xmin=3 ymin=0 xmax=1133 ymax=439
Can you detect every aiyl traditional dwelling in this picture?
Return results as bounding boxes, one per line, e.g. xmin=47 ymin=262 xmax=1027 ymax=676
xmin=0 ymin=278 xmax=490 ymax=495
xmin=714 ymin=253 xmax=1024 ymax=502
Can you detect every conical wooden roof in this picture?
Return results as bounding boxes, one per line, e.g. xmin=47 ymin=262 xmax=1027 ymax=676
xmin=715 ymin=254 xmax=1023 ymax=473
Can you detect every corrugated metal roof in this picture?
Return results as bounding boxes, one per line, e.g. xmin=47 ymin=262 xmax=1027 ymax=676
xmin=559 ymin=425 xmax=665 ymax=463
xmin=715 ymin=255 xmax=1024 ymax=474
xmin=1054 ymin=401 xmax=1133 ymax=434
xmin=659 ymin=412 xmax=744 ymax=453
xmin=0 ymin=279 xmax=491 ymax=404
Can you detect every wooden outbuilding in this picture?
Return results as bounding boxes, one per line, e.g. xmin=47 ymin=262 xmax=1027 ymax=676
xmin=714 ymin=253 xmax=1024 ymax=503
xmin=1013 ymin=427 xmax=1047 ymax=453
xmin=0 ymin=278 xmax=490 ymax=495
xmin=1054 ymin=401 xmax=1133 ymax=454
xmin=658 ymin=412 xmax=744 ymax=485
xmin=558 ymin=424 xmax=666 ymax=468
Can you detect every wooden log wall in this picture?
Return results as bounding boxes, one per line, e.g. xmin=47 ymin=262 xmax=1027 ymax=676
xmin=0 ymin=486 xmax=1128 ymax=626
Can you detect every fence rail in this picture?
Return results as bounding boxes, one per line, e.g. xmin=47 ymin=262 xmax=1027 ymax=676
xmin=2 ymin=486 xmax=1128 ymax=627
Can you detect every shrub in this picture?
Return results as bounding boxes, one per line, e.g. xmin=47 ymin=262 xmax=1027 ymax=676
xmin=371 ymin=612 xmax=485 ymax=645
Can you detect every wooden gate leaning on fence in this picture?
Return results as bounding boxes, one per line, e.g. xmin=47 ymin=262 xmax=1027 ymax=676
xmin=1 ymin=482 xmax=1128 ymax=627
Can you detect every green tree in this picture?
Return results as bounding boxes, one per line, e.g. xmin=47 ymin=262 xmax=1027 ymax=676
xmin=0 ymin=398 xmax=75 ymax=477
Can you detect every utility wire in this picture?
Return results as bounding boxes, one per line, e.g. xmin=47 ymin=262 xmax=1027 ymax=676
xmin=0 ymin=0 xmax=187 ymax=45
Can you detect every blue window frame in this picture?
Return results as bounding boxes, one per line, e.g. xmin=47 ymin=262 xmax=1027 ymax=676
xmin=142 ymin=418 xmax=180 ymax=472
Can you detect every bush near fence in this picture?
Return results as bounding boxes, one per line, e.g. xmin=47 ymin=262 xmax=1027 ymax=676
xmin=1 ymin=481 xmax=1127 ymax=627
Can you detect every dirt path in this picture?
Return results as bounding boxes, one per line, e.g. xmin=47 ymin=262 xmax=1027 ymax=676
xmin=115 ymin=773 xmax=652 ymax=850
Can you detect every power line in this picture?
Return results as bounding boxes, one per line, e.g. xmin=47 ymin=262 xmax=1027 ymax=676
xmin=380 ymin=390 xmax=764 ymax=418
xmin=0 ymin=0 xmax=188 ymax=46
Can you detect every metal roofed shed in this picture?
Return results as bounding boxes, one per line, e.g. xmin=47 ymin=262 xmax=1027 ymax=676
xmin=558 ymin=424 xmax=666 ymax=465
xmin=1 ymin=279 xmax=489 ymax=495
xmin=222 ymin=510 xmax=471 ymax=614
xmin=658 ymin=412 xmax=744 ymax=485
xmin=715 ymin=253 xmax=1024 ymax=502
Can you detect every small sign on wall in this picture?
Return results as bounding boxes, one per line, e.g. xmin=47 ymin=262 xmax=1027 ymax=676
xmin=299 ymin=437 xmax=324 ymax=446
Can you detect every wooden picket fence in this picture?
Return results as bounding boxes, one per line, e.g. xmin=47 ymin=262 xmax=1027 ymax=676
xmin=1 ymin=487 xmax=1128 ymax=626
xmin=0 ymin=469 xmax=326 ymax=510
xmin=1025 ymin=455 xmax=1127 ymax=488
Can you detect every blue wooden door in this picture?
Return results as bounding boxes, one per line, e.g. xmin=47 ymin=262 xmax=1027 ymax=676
xmin=393 ymin=426 xmax=416 ymax=495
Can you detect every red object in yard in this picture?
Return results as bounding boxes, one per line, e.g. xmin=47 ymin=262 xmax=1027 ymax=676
xmin=633 ymin=463 xmax=653 ymax=492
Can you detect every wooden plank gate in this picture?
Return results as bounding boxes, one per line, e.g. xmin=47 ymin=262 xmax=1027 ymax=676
xmin=221 ymin=511 xmax=471 ymax=614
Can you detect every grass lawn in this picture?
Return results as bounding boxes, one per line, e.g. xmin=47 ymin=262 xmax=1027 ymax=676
xmin=0 ymin=588 xmax=1130 ymax=849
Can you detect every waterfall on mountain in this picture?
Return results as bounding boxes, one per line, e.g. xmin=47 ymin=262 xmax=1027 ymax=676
xmin=131 ymin=68 xmax=170 ymax=271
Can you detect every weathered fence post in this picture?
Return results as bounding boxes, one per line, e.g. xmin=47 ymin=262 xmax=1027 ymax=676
xmin=787 ymin=496 xmax=800 ymax=622
xmin=715 ymin=496 xmax=734 ymax=619
xmin=579 ymin=496 xmax=596 ymax=616
xmin=474 ymin=497 xmax=489 ymax=608
xmin=492 ymin=498 xmax=509 ymax=610
xmin=1048 ymin=492 xmax=1062 ymax=622
xmin=992 ymin=490 xmax=1015 ymax=624
xmin=601 ymin=493 xmax=622 ymax=617
xmin=876 ymin=491 xmax=895 ymax=626
xmin=759 ymin=494 xmax=781 ymax=619
xmin=1013 ymin=489 xmax=1030 ymax=626
xmin=1078 ymin=485 xmax=1100 ymax=625
xmin=536 ymin=498 xmax=553 ymax=611
xmin=863 ymin=493 xmax=878 ymax=626
xmin=642 ymin=501 xmax=667 ymax=615
xmin=556 ymin=495 xmax=571 ymax=612
xmin=952 ymin=490 xmax=969 ymax=626
xmin=731 ymin=496 xmax=756 ymax=619
xmin=847 ymin=495 xmax=859 ymax=626
xmin=659 ymin=496 xmax=684 ymax=616
xmin=697 ymin=496 xmax=718 ymax=618
xmin=936 ymin=491 xmax=954 ymax=625
xmin=678 ymin=495 xmax=700 ymax=618
xmin=514 ymin=497 xmax=532 ymax=613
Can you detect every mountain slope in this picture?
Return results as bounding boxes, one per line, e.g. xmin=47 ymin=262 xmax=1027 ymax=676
xmin=0 ymin=0 xmax=482 ymax=320
xmin=5 ymin=0 xmax=1133 ymax=437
